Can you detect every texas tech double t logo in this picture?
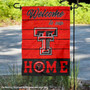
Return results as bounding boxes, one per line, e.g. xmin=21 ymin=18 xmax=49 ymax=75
xmin=22 ymin=6 xmax=70 ymax=76
xmin=34 ymin=28 xmax=57 ymax=55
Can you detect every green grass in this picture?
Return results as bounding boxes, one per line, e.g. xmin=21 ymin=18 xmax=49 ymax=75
xmin=0 ymin=0 xmax=90 ymax=26
xmin=0 ymin=62 xmax=79 ymax=90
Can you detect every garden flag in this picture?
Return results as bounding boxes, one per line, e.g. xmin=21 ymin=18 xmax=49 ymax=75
xmin=22 ymin=6 xmax=70 ymax=76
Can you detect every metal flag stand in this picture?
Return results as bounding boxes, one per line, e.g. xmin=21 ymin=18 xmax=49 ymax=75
xmin=13 ymin=2 xmax=79 ymax=90
xmin=59 ymin=1 xmax=79 ymax=89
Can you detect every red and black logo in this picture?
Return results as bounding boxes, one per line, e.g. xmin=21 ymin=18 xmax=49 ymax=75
xmin=34 ymin=28 xmax=57 ymax=55
xmin=22 ymin=6 xmax=70 ymax=76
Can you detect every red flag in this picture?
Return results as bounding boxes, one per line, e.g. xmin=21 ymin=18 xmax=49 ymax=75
xmin=22 ymin=6 xmax=70 ymax=76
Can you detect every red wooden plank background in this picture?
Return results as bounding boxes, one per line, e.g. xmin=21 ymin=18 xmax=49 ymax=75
xmin=22 ymin=6 xmax=70 ymax=59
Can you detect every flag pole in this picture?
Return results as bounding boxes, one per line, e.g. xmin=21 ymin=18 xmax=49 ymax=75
xmin=73 ymin=3 xmax=76 ymax=90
